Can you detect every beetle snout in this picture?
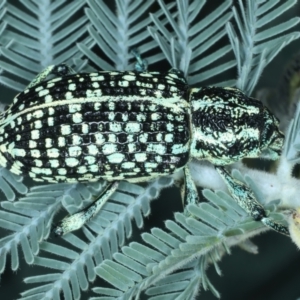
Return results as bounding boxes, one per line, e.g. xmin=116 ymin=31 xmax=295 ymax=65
xmin=268 ymin=129 xmax=284 ymax=157
xmin=260 ymin=108 xmax=284 ymax=160
xmin=262 ymin=126 xmax=284 ymax=161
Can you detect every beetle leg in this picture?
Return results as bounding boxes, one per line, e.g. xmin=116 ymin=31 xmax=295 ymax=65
xmin=54 ymin=181 xmax=119 ymax=236
xmin=130 ymin=48 xmax=148 ymax=72
xmin=26 ymin=63 xmax=75 ymax=89
xmin=216 ymin=166 xmax=289 ymax=235
xmin=182 ymin=166 xmax=199 ymax=213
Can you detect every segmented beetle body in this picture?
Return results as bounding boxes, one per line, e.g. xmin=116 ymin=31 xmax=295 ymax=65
xmin=0 ymin=70 xmax=192 ymax=183
xmin=0 ymin=70 xmax=283 ymax=183
xmin=0 ymin=59 xmax=288 ymax=236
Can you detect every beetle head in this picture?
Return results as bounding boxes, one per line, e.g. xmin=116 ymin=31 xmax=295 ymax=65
xmin=189 ymin=87 xmax=284 ymax=164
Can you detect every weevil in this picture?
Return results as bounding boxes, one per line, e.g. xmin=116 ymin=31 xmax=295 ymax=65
xmin=0 ymin=50 xmax=287 ymax=236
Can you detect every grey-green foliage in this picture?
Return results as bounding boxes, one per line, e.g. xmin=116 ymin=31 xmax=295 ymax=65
xmin=148 ymin=0 xmax=236 ymax=86
xmin=227 ymin=0 xmax=300 ymax=94
xmin=0 ymin=0 xmax=91 ymax=90
xmin=0 ymin=0 xmax=299 ymax=299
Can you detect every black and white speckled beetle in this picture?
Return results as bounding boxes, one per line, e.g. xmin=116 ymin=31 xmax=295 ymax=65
xmin=0 ymin=51 xmax=287 ymax=236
